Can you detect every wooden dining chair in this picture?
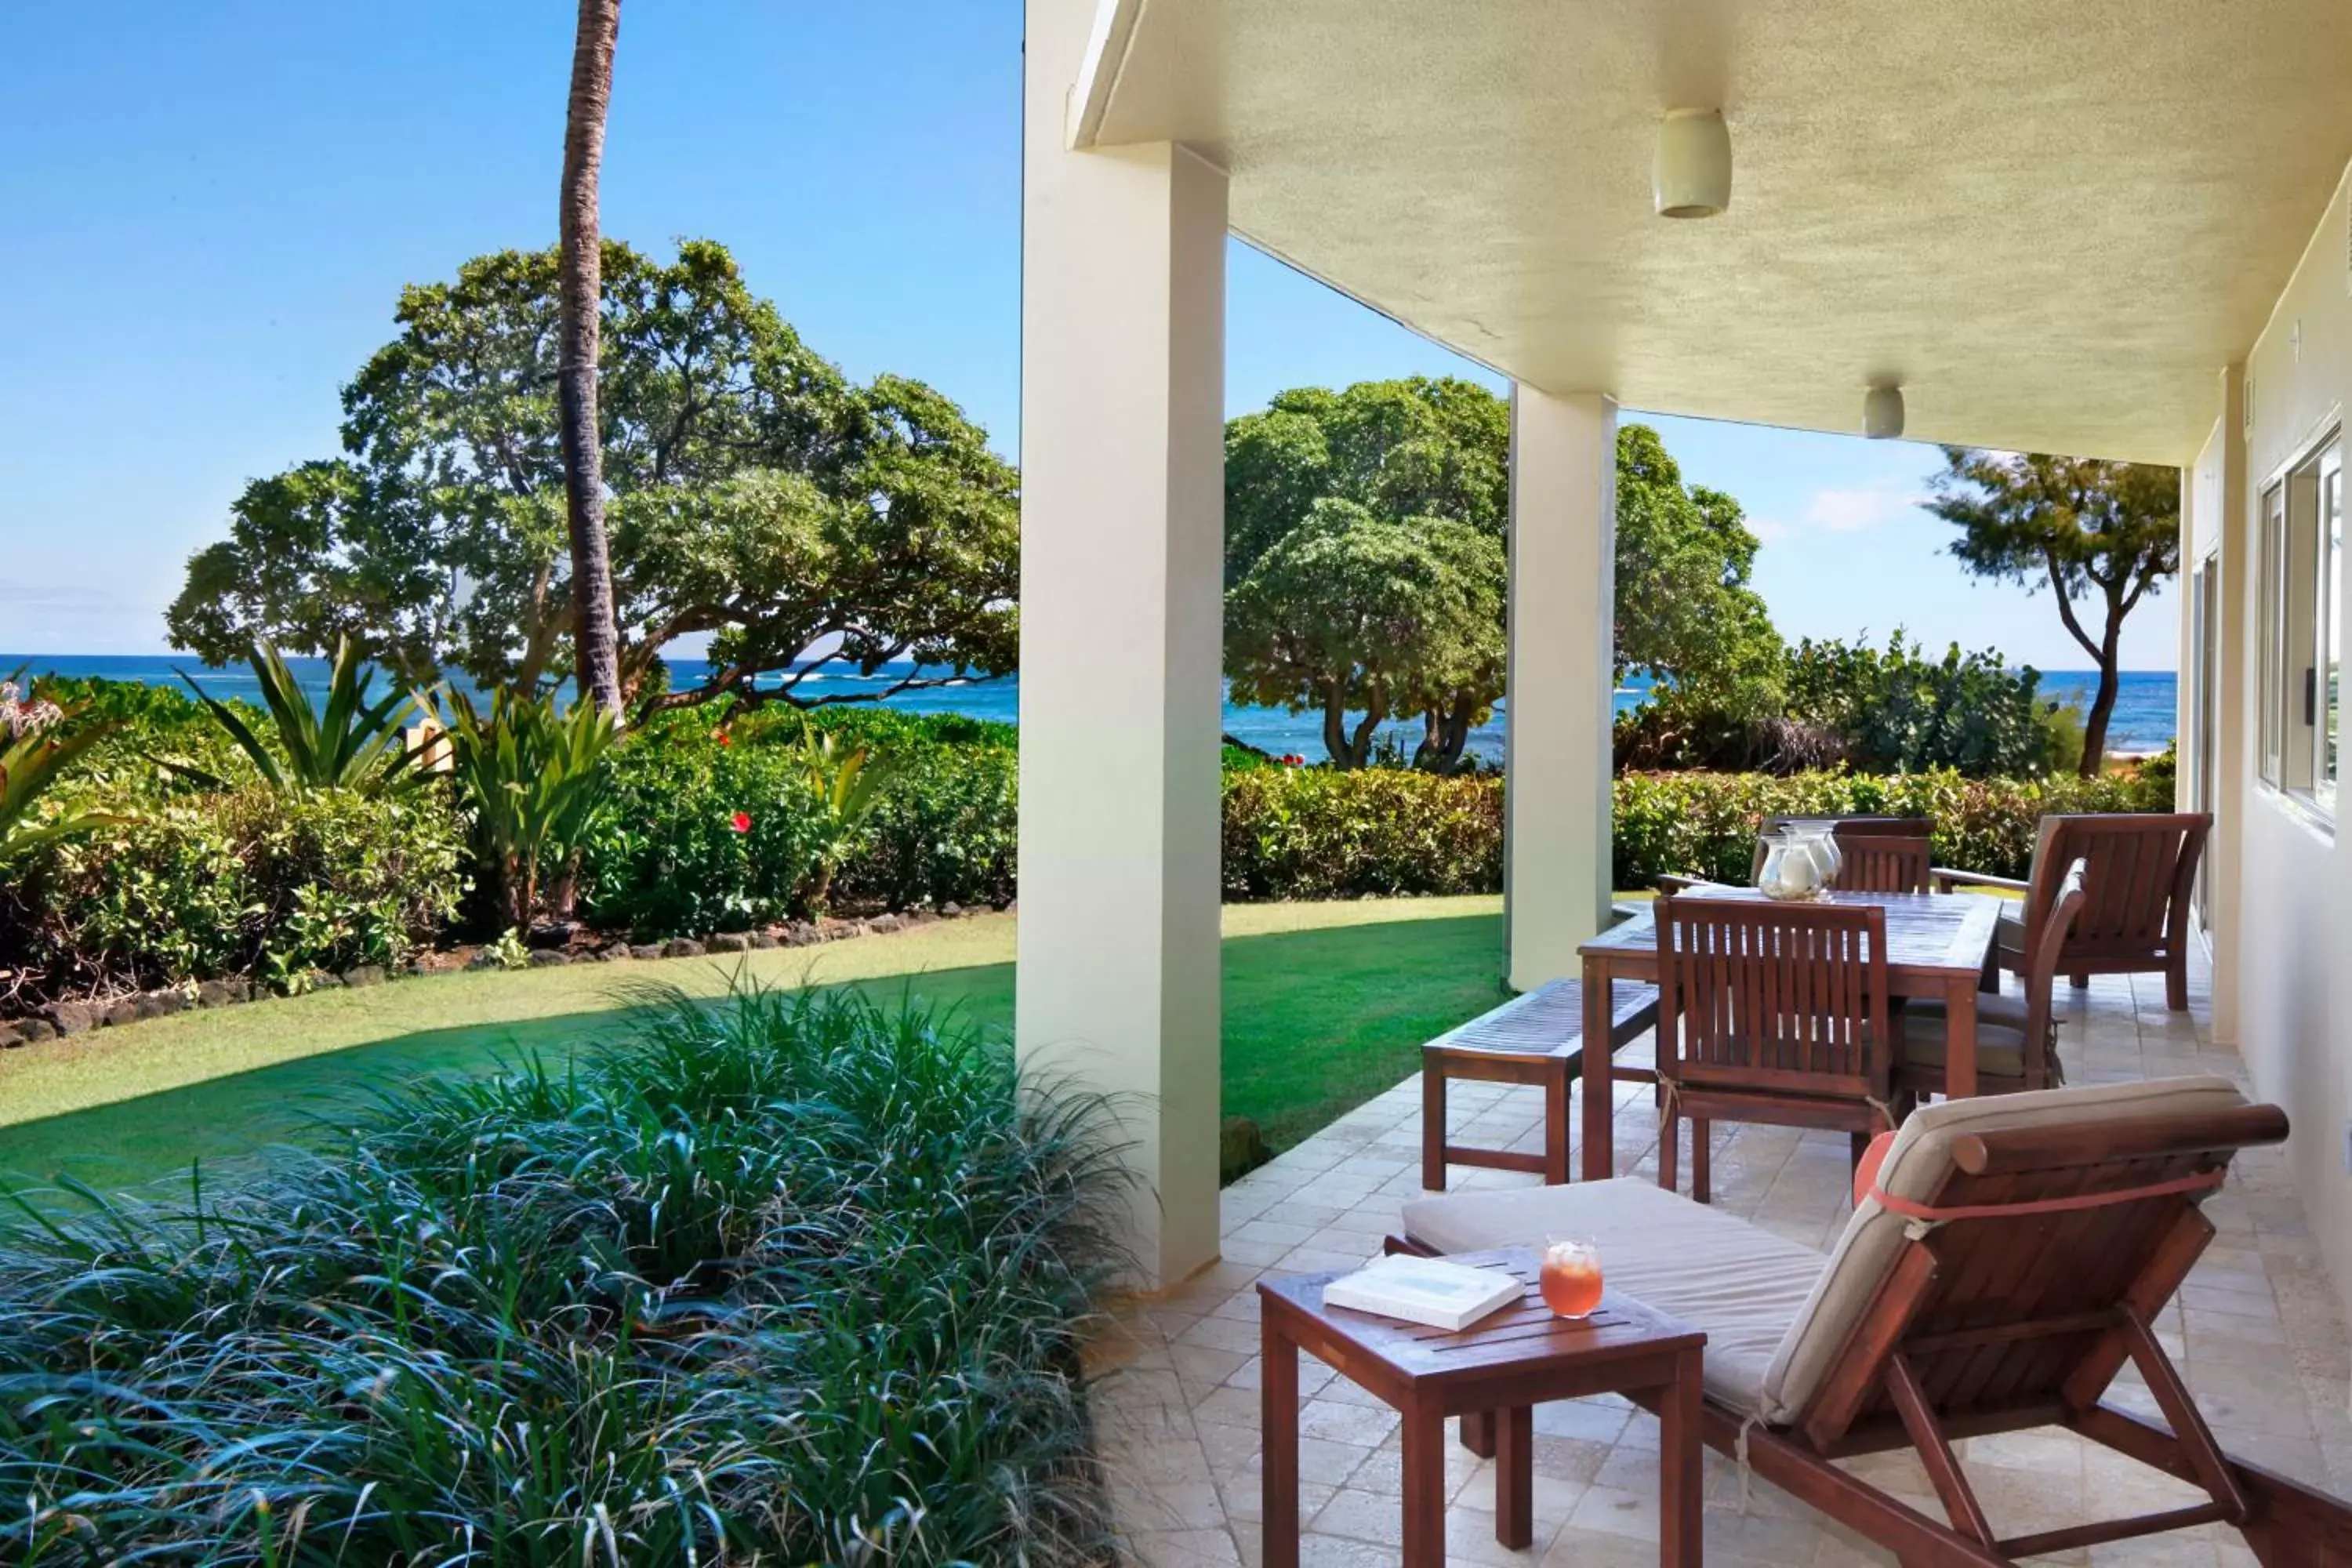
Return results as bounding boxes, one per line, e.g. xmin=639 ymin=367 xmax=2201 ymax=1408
xmin=1934 ymin=812 xmax=2209 ymax=1011
xmin=1751 ymin=815 xmax=1936 ymax=895
xmin=1899 ymin=858 xmax=2087 ymax=1099
xmin=1654 ymin=895 xmax=1908 ymax=1203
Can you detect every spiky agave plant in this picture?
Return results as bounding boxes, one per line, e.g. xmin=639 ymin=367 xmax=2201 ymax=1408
xmin=0 ymin=680 xmax=125 ymax=864
xmin=178 ymin=637 xmax=424 ymax=795
xmin=0 ymin=983 xmax=1134 ymax=1566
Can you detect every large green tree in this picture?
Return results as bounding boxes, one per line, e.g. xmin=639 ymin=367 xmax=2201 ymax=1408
xmin=1226 ymin=499 xmax=1504 ymax=770
xmin=1224 ymin=378 xmax=1777 ymax=768
xmin=169 ymin=241 xmax=1018 ymax=710
xmin=1924 ymin=448 xmax=2179 ymax=775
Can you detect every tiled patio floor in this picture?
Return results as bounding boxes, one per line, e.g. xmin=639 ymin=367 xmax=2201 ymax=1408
xmin=1096 ymin=960 xmax=2352 ymax=1566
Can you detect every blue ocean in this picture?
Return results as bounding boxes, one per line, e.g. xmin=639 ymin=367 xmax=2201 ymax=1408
xmin=4 ymin=655 xmax=2180 ymax=764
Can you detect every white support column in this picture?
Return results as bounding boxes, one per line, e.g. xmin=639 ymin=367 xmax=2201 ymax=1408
xmin=2207 ymin=365 xmax=2250 ymax=1047
xmin=1504 ymin=387 xmax=1618 ymax=992
xmin=1018 ymin=0 xmax=1227 ymax=1290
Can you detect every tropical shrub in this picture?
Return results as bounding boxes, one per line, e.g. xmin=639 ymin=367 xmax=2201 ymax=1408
xmin=180 ymin=639 xmax=425 ymax=795
xmin=0 ymin=682 xmax=122 ymax=866
xmin=828 ymin=735 xmax=1018 ymax=913
xmin=578 ymin=719 xmax=833 ymax=937
xmin=5 ymin=785 xmax=467 ymax=996
xmin=1617 ymin=632 xmax=2063 ymax=778
xmin=0 ymin=985 xmax=1127 ymax=1565
xmin=1221 ymin=767 xmax=1504 ymax=899
xmin=444 ymin=687 xmax=620 ymax=925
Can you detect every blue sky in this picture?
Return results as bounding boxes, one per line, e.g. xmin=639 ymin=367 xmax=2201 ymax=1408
xmin=0 ymin=2 xmax=2171 ymax=673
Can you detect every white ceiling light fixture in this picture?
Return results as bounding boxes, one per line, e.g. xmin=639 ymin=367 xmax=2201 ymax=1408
xmin=1653 ymin=108 xmax=1731 ymax=219
xmin=1863 ymin=383 xmax=1906 ymax=440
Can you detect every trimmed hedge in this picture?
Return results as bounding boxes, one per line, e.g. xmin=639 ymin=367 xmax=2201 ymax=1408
xmin=5 ymin=786 xmax=469 ymax=993
xmin=1217 ymin=764 xmax=2164 ymax=901
xmin=1221 ymin=768 xmax=1504 ymax=899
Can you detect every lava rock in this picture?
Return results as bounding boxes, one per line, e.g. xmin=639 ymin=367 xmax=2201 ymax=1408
xmin=343 ymin=965 xmax=386 ymax=989
xmin=225 ymin=977 xmax=254 ymax=1004
xmin=0 ymin=1025 xmax=24 ymax=1050
xmin=45 ymin=1000 xmax=96 ymax=1036
xmin=103 ymin=1000 xmax=141 ymax=1028
xmin=707 ymin=932 xmax=751 ymax=954
xmin=197 ymin=978 xmax=234 ymax=1008
xmin=866 ymin=914 xmax=903 ymax=935
xmin=939 ymin=902 xmax=964 ymax=918
xmin=147 ymin=989 xmax=188 ymax=1017
xmin=594 ymin=945 xmax=629 ymax=962
xmin=750 ymin=931 xmax=782 ymax=950
xmin=630 ymin=943 xmax=665 ymax=961
xmin=310 ymin=970 xmax=344 ymax=990
xmin=662 ymin=938 xmax=706 ymax=959
xmin=526 ymin=949 xmax=572 ymax=967
xmin=17 ymin=1018 xmax=56 ymax=1043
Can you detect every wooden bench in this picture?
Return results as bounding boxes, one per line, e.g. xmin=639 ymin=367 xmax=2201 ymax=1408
xmin=1421 ymin=978 xmax=1660 ymax=1189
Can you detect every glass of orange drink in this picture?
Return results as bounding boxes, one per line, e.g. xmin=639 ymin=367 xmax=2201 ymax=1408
xmin=1541 ymin=1236 xmax=1603 ymax=1319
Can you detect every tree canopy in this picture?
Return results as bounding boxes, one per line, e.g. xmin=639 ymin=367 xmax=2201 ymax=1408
xmin=169 ymin=241 xmax=1019 ymax=709
xmin=1222 ymin=377 xmax=1777 ymax=768
xmin=1923 ymin=448 xmax=2178 ymax=773
xmin=1225 ymin=499 xmax=1505 ymax=770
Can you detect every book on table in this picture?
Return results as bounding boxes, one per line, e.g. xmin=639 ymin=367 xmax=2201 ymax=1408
xmin=1320 ymin=1254 xmax=1524 ymax=1330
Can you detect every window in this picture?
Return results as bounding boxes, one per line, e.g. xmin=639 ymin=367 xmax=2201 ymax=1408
xmin=2256 ymin=432 xmax=2343 ymax=818
xmin=2260 ymin=485 xmax=2287 ymax=786
xmin=2321 ymin=446 xmax=2343 ymax=813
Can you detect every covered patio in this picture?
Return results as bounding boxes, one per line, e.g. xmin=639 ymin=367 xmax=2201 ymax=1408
xmin=1095 ymin=967 xmax=2352 ymax=1566
xmin=1017 ymin=0 xmax=2352 ymax=1560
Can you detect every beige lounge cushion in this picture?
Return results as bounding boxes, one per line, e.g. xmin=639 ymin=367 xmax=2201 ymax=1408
xmin=1399 ymin=1077 xmax=2247 ymax=1428
xmin=1758 ymin=1076 xmax=2247 ymax=1425
xmin=1995 ymin=903 xmax=2027 ymax=961
xmin=1399 ymin=1178 xmax=1824 ymax=1419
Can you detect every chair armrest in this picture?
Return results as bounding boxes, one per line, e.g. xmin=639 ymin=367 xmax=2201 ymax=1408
xmin=1932 ymin=866 xmax=2031 ymax=894
xmin=1655 ymin=873 xmax=1715 ymax=895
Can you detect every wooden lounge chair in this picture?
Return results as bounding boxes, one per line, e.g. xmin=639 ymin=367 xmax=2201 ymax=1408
xmin=1653 ymin=895 xmax=1907 ymax=1203
xmin=1396 ymin=1078 xmax=2352 ymax=1565
xmin=1420 ymin=978 xmax=1660 ymax=1189
xmin=1933 ymin=811 xmax=2210 ymax=1011
xmin=1898 ymin=858 xmax=2087 ymax=1098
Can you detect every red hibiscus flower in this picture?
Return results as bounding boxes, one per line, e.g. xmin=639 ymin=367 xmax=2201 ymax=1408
xmin=730 ymin=811 xmax=753 ymax=833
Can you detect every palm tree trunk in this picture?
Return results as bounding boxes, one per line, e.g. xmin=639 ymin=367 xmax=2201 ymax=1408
xmin=558 ymin=0 xmax=626 ymax=719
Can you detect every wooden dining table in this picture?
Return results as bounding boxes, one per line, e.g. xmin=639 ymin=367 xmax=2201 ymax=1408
xmin=1576 ymin=887 xmax=2005 ymax=1182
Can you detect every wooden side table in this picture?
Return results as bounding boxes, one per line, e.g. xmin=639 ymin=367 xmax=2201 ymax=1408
xmin=1258 ymin=1248 xmax=1706 ymax=1566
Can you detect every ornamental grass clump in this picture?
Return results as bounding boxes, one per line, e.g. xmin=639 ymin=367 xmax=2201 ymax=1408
xmin=0 ymin=985 xmax=1132 ymax=1566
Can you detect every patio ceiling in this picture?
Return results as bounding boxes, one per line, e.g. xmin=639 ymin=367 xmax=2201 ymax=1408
xmin=1072 ymin=0 xmax=2352 ymax=463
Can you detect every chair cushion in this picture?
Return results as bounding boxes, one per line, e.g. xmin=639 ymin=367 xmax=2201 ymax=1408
xmin=1898 ymin=993 xmax=2031 ymax=1080
xmin=1399 ymin=1178 xmax=1825 ymax=1420
xmin=1995 ymin=902 xmax=2027 ymax=960
xmin=1759 ymin=1076 xmax=2248 ymax=1425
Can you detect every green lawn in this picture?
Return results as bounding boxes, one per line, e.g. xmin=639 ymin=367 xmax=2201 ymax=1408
xmin=0 ymin=897 xmax=1508 ymax=1198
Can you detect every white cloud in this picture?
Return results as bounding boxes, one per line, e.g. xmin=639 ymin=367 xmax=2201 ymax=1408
xmin=1748 ymin=518 xmax=1790 ymax=543
xmin=1803 ymin=483 xmax=1929 ymax=532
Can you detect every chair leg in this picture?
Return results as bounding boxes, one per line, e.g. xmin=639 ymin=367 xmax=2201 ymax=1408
xmin=1543 ymin=1060 xmax=1571 ymax=1186
xmin=1657 ymin=1106 xmax=1679 ymax=1196
xmin=1421 ymin=1061 xmax=1446 ymax=1192
xmin=2167 ymin=953 xmax=2190 ymax=1012
xmin=2071 ymin=970 xmax=2090 ymax=989
xmin=1691 ymin=1119 xmax=1711 ymax=1205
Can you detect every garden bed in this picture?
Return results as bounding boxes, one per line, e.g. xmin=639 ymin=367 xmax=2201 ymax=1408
xmin=0 ymin=985 xmax=1127 ymax=1564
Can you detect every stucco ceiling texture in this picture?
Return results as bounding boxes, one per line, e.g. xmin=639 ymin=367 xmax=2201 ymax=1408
xmin=1083 ymin=0 xmax=2352 ymax=463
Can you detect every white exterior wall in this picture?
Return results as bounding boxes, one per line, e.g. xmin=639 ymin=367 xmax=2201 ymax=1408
xmin=2215 ymin=158 xmax=2352 ymax=1325
xmin=1018 ymin=0 xmax=1229 ymax=1289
